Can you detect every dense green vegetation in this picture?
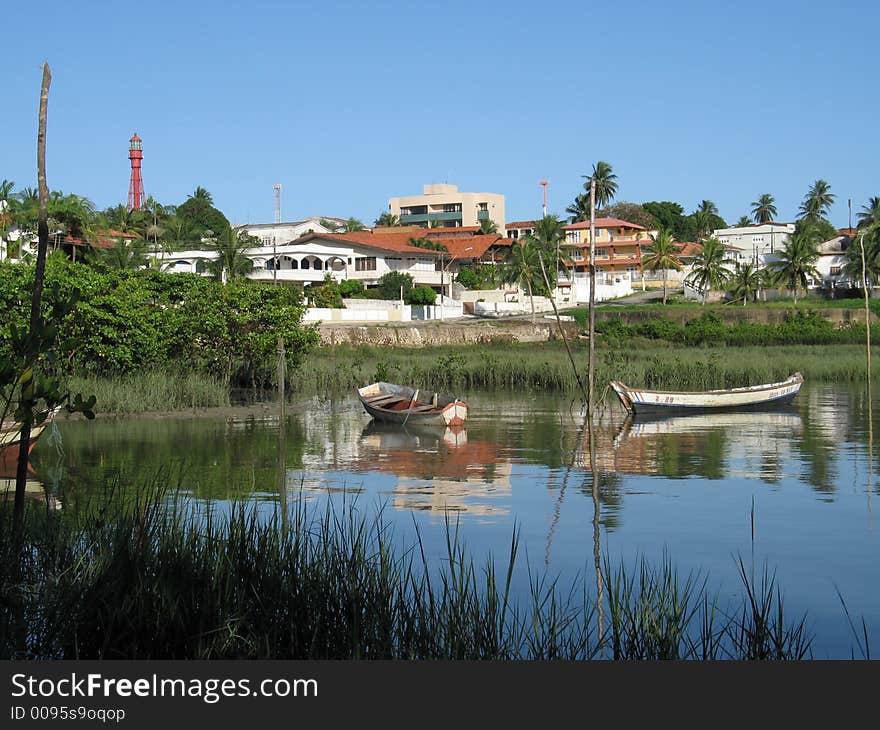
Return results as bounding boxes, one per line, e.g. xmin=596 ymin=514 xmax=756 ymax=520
xmin=0 ymin=492 xmax=817 ymax=659
xmin=300 ymin=339 xmax=877 ymax=396
xmin=0 ymin=257 xmax=318 ymax=388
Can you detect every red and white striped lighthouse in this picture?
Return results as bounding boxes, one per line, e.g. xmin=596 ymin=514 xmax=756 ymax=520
xmin=127 ymin=132 xmax=144 ymax=211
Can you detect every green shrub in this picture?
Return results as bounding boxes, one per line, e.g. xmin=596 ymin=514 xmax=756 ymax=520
xmin=408 ymin=286 xmax=437 ymax=305
xmin=338 ymin=279 xmax=364 ymax=298
xmin=377 ymin=271 xmax=414 ymax=300
xmin=456 ymin=266 xmax=479 ymax=289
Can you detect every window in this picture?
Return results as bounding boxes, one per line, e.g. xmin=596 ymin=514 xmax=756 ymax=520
xmin=355 ymin=257 xmax=377 ymax=271
xmin=830 ymin=266 xmax=841 ymax=276
xmin=508 ymin=230 xmax=518 ymax=239
xmin=596 ymin=247 xmax=609 ymax=258
xmin=477 ymin=202 xmax=488 ymax=211
xmin=443 ymin=203 xmax=462 ymax=213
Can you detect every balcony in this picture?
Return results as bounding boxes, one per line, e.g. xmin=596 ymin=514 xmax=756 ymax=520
xmin=477 ymin=210 xmax=490 ymax=221
xmin=400 ymin=211 xmax=463 ymax=225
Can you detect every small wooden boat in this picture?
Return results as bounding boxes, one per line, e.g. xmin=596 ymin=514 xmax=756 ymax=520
xmin=356 ymin=382 xmax=468 ymax=426
xmin=610 ymin=373 xmax=803 ymax=414
xmin=0 ymin=407 xmax=60 ymax=467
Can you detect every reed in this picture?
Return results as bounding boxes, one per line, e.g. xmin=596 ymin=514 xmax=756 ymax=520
xmin=67 ymin=369 xmax=231 ymax=414
xmin=0 ymin=483 xmax=859 ymax=660
xmin=296 ymin=342 xmax=880 ymax=397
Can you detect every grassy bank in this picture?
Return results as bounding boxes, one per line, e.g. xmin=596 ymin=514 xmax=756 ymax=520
xmin=297 ymin=341 xmax=876 ymax=396
xmin=0 ymin=488 xmax=825 ymax=660
xmin=67 ymin=369 xmax=231 ymax=414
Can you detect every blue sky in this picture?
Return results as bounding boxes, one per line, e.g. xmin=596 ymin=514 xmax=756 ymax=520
xmin=2 ymin=0 xmax=877 ymax=227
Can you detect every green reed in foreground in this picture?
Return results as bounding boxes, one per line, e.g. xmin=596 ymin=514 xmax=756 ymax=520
xmin=67 ymin=369 xmax=231 ymax=414
xmin=297 ymin=342 xmax=878 ymax=397
xmin=0 ymin=484 xmax=843 ymax=660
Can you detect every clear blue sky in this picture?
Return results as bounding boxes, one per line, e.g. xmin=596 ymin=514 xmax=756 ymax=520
xmin=2 ymin=0 xmax=877 ymax=227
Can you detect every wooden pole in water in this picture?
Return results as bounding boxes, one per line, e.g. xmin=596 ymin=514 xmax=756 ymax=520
xmin=861 ymin=233 xmax=873 ymax=500
xmin=587 ymin=177 xmax=597 ymax=419
xmin=277 ymin=335 xmax=286 ymax=419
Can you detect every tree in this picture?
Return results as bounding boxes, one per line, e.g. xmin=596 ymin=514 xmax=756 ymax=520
xmin=766 ymin=231 xmax=821 ymax=303
xmin=642 ymin=201 xmax=698 ymax=242
xmin=377 ymin=270 xmax=414 ymax=300
xmin=857 ymin=197 xmax=880 ymax=229
xmin=502 ymin=237 xmax=542 ymax=321
xmin=728 ymin=261 xmax=763 ymax=306
xmin=794 ymin=217 xmax=837 ymax=243
xmin=566 ymin=193 xmax=590 ymax=223
xmin=751 ymin=193 xmax=777 ymax=224
xmin=177 ymin=190 xmax=230 ymax=243
xmin=598 ymin=202 xmax=658 ymax=230
xmin=640 ymin=228 xmax=682 ymax=304
xmin=478 ymin=219 xmax=499 ymax=235
xmin=343 ymin=217 xmax=366 ymax=232
xmin=189 ymin=186 xmax=214 ymax=204
xmin=692 ymin=200 xmax=725 ymax=241
xmin=685 ymin=237 xmax=734 ymax=304
xmin=583 ymin=161 xmax=618 ymax=209
xmin=798 ymin=179 xmax=835 ymax=222
xmin=408 ymin=286 xmax=437 ymax=305
xmin=89 ymin=237 xmax=148 ymax=270
xmin=374 ymin=212 xmax=400 ymax=227
xmin=208 ymin=225 xmax=255 ymax=280
xmin=736 ymin=215 xmax=752 ymax=227
xmin=529 ymin=215 xmax=569 ymax=291
xmin=408 ymin=237 xmax=448 ymax=252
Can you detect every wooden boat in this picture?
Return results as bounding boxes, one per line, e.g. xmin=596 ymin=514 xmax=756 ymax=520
xmin=609 ymin=373 xmax=803 ymax=414
xmin=356 ymin=382 xmax=468 ymax=426
xmin=0 ymin=407 xmax=60 ymax=467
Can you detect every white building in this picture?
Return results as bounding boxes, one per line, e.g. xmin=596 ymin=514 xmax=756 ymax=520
xmin=239 ymin=217 xmax=345 ymax=246
xmin=712 ymin=222 xmax=795 ymax=266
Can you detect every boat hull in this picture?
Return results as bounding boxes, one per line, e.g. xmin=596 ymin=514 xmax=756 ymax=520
xmin=357 ymin=382 xmax=468 ymax=426
xmin=610 ymin=373 xmax=804 ymax=414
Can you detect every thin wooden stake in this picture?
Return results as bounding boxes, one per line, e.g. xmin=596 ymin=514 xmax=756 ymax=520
xmin=587 ymin=177 xmax=596 ymax=419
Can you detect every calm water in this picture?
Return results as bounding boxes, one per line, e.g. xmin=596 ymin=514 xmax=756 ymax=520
xmin=20 ymin=384 xmax=880 ymax=658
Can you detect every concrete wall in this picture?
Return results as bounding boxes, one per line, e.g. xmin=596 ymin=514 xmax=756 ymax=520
xmin=318 ymin=320 xmax=579 ymax=347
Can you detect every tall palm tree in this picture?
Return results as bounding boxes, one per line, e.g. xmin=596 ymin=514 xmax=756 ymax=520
xmin=844 ymin=223 xmax=880 ymax=287
xmin=189 ymin=186 xmax=213 ymax=204
xmin=857 ymin=197 xmax=880 ymax=229
xmin=693 ymin=200 xmax=720 ymax=241
xmin=502 ymin=237 xmax=542 ymax=322
xmin=735 ymin=215 xmax=752 ymax=227
xmin=640 ymin=228 xmax=682 ymax=304
xmin=728 ymin=261 xmax=763 ymax=306
xmin=798 ymin=179 xmax=835 ymax=222
xmin=529 ymin=215 xmax=570 ymax=291
xmin=766 ymin=232 xmax=821 ymax=304
xmin=208 ymin=225 xmax=255 ymax=281
xmin=582 ymin=161 xmax=618 ymax=209
xmin=751 ymin=194 xmax=777 ymax=224
xmin=685 ymin=237 xmax=734 ymax=304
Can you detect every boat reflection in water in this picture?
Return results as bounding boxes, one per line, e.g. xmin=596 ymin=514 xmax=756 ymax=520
xmin=0 ymin=463 xmax=61 ymax=511
xmin=352 ymin=422 xmax=511 ymax=518
xmin=609 ymin=409 xmax=805 ymax=480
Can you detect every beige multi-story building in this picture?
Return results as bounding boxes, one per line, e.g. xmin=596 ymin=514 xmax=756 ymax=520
xmin=389 ymin=184 xmax=505 ymax=230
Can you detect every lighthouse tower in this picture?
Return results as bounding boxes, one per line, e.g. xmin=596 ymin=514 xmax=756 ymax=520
xmin=127 ymin=132 xmax=145 ymax=211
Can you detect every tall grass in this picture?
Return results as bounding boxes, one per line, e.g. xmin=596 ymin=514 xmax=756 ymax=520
xmin=0 ymin=484 xmax=847 ymax=660
xmin=296 ymin=342 xmax=878 ymax=396
xmin=67 ymin=369 xmax=231 ymax=414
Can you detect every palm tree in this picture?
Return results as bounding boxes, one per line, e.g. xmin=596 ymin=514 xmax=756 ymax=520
xmin=640 ymin=228 xmax=682 ymax=304
xmin=566 ymin=193 xmax=590 ymax=223
xmin=736 ymin=215 xmax=752 ymax=227
xmin=582 ymin=161 xmax=618 ymax=210
xmin=502 ymin=237 xmax=543 ymax=322
xmin=844 ymin=223 xmax=880 ymax=287
xmin=751 ymin=194 xmax=777 ymax=224
xmin=529 ymin=215 xmax=570 ymax=292
xmin=857 ymin=197 xmax=880 ymax=229
xmin=91 ymin=238 xmax=148 ymax=270
xmin=189 ymin=186 xmax=213 ymax=204
xmin=374 ymin=212 xmax=400 ymax=227
xmin=798 ymin=179 xmax=835 ymax=222
xmin=478 ymin=219 xmax=499 ymax=235
xmin=208 ymin=225 xmax=255 ymax=281
xmin=766 ymin=232 xmax=820 ymax=303
xmin=693 ymin=200 xmax=720 ymax=241
xmin=685 ymin=237 xmax=734 ymax=304
xmin=728 ymin=261 xmax=763 ymax=306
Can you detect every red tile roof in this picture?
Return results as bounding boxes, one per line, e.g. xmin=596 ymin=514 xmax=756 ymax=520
xmin=564 ymin=217 xmax=647 ymax=231
xmin=293 ymin=231 xmax=503 ymax=260
xmin=505 ymin=221 xmax=537 ymax=229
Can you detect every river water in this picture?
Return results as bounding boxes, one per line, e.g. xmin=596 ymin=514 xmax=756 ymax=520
xmin=20 ymin=383 xmax=880 ymax=658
